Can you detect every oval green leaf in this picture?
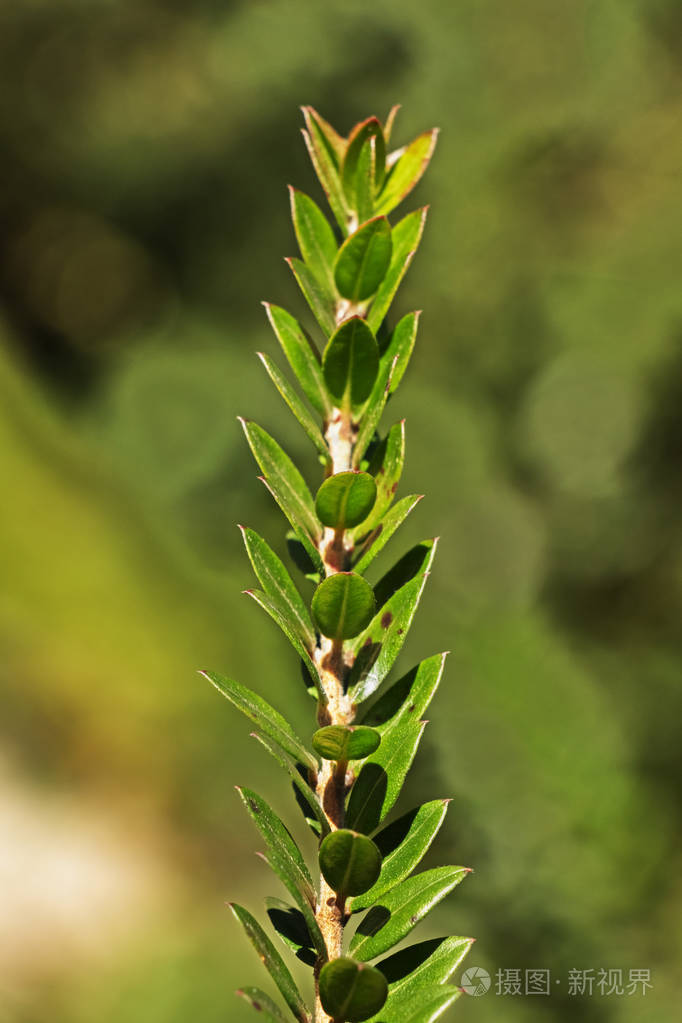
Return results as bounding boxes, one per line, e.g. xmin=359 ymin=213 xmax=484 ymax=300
xmin=312 ymin=725 xmax=381 ymax=762
xmin=319 ymin=829 xmax=382 ymax=897
xmin=312 ymin=572 xmax=376 ymax=641
xmin=323 ymin=317 xmax=379 ymax=410
xmin=315 ymin=471 xmax=377 ymax=530
xmin=334 ymin=217 xmax=393 ymax=302
xmin=319 ymin=957 xmax=388 ymax=1023
xmin=342 ymin=117 xmax=386 ymax=199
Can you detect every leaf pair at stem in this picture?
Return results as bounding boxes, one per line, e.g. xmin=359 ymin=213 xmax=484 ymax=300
xmin=203 ymin=106 xmax=474 ymax=1023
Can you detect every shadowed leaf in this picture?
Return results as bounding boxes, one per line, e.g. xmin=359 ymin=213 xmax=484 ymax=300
xmin=352 ymin=421 xmax=405 ymax=538
xmin=265 ymin=897 xmax=317 ymax=967
xmin=229 ymin=904 xmax=309 ymax=1023
xmin=250 ymin=732 xmax=329 ymax=837
xmin=359 ymin=652 xmax=448 ymax=732
xmin=345 ymin=719 xmax=426 ymax=833
xmin=352 ymin=495 xmax=424 ymax=575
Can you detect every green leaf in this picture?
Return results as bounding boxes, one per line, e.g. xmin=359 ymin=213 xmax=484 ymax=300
xmin=257 ymin=353 xmax=330 ymax=460
xmin=315 ymin=471 xmax=377 ymax=530
xmin=383 ymin=104 xmax=400 ymax=145
xmin=264 ymin=304 xmax=330 ymax=417
xmin=351 ymin=421 xmax=405 ymax=539
xmin=348 ymin=539 xmax=439 ymax=704
xmin=319 ymin=829 xmax=382 ymax=897
xmin=302 ymin=106 xmax=346 ymax=164
xmin=237 ymin=987 xmax=289 ymax=1022
xmin=345 ymin=719 xmax=426 ymax=834
xmin=265 ymin=897 xmax=317 ymax=967
xmin=359 ymin=652 xmax=448 ymax=732
xmin=354 ymin=137 xmax=377 ymax=225
xmin=250 ymin=732 xmax=330 ymax=837
xmin=229 ymin=904 xmax=309 ymax=1023
xmin=380 ymin=311 xmax=420 ymax=395
xmin=334 ymin=217 xmax=393 ymax=302
xmin=349 ymin=801 xmax=450 ymax=911
xmin=201 ymin=671 xmax=317 ymax=774
xmin=241 ymin=527 xmax=316 ymax=651
xmin=352 ymin=354 xmax=396 ymax=468
xmin=237 ymin=787 xmax=315 ymax=904
xmin=342 ymin=117 xmax=386 ymax=199
xmin=319 ymin=958 xmax=388 ymax=1023
xmin=374 ymin=540 xmax=437 ymax=608
xmin=287 ymin=257 xmax=337 ymax=336
xmin=323 ymin=317 xmax=380 ymax=410
xmin=240 ymin=419 xmax=323 ymax=571
xmin=375 ymin=129 xmax=439 ymax=217
xmin=377 ymin=936 xmax=474 ymax=1005
xmin=244 ymin=589 xmax=324 ymax=701
xmin=386 ymin=986 xmax=461 ymax=1023
xmin=352 ymin=495 xmax=424 ymax=575
xmin=367 ymin=208 xmax=428 ymax=334
xmin=312 ymin=572 xmax=376 ymax=641
xmin=349 ymin=867 xmax=470 ymax=961
xmin=289 ymin=187 xmax=338 ymax=291
xmin=312 ymin=725 xmax=381 ymax=762
xmin=302 ymin=107 xmax=350 ymax=232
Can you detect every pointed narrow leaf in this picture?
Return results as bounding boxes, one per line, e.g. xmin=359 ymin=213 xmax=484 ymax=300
xmin=342 ymin=117 xmax=386 ymax=199
xmin=240 ymin=419 xmax=322 ymax=551
xmin=244 ymin=589 xmax=324 ymax=700
xmin=241 ymin=527 xmax=316 ymax=650
xmin=201 ymin=671 xmax=317 ymax=773
xmin=354 ymin=137 xmax=376 ymax=225
xmin=391 ymin=986 xmax=461 ymax=1023
xmin=349 ymin=867 xmax=469 ymax=960
xmin=375 ymin=129 xmax=439 ymax=217
xmin=301 ymin=110 xmax=349 ymax=232
xmin=348 ymin=539 xmax=439 ymax=704
xmin=264 ymin=304 xmax=330 ymax=416
xmin=334 ymin=217 xmax=392 ymax=303
xmin=265 ymin=897 xmax=317 ymax=967
xmin=352 ymin=421 xmax=405 ymax=538
xmin=352 ymin=355 xmax=396 ymax=467
xmin=380 ymin=311 xmax=420 ymax=394
xmin=367 ymin=208 xmax=428 ymax=334
xmin=315 ymin=471 xmax=376 ymax=530
xmin=323 ymin=317 xmax=380 ymax=410
xmin=374 ymin=540 xmax=437 ymax=608
xmin=302 ymin=106 xmax=346 ymax=164
xmin=319 ymin=958 xmax=387 ymax=1022
xmin=229 ymin=904 xmax=309 ymax=1023
xmin=237 ymin=787 xmax=315 ymax=903
xmin=352 ymin=495 xmax=424 ymax=575
xmin=312 ymin=572 xmax=376 ymax=641
xmin=378 ymin=936 xmax=474 ymax=1003
xmin=383 ymin=105 xmax=400 ymax=145
xmin=319 ymin=830 xmax=382 ymax=897
xmin=237 ymin=987 xmax=289 ymax=1022
xmin=250 ymin=732 xmax=330 ymax=837
xmin=312 ymin=725 xmax=381 ymax=762
xmin=289 ymin=187 xmax=338 ymax=290
xmin=359 ymin=652 xmax=448 ymax=732
xmin=257 ymin=353 xmax=330 ymax=460
xmin=345 ymin=719 xmax=426 ymax=833
xmin=349 ymin=800 xmax=450 ymax=911
xmin=287 ymin=257 xmax=337 ymax=336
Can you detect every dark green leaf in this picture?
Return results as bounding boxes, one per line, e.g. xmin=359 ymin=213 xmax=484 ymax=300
xmin=367 ymin=208 xmax=428 ymax=334
xmin=312 ymin=572 xmax=376 ymax=641
xmin=323 ymin=317 xmax=380 ymax=410
xmin=359 ymin=652 xmax=448 ymax=732
xmin=201 ymin=671 xmax=317 ymax=773
xmin=302 ymin=107 xmax=350 ymax=232
xmin=244 ymin=589 xmax=324 ymax=701
xmin=237 ymin=787 xmax=315 ymax=904
xmin=287 ymin=257 xmax=337 ymax=336
xmin=352 ymin=495 xmax=424 ymax=575
xmin=312 ymin=725 xmax=381 ymax=762
xmin=345 ymin=719 xmax=426 ymax=834
xmin=289 ymin=187 xmax=338 ymax=291
xmin=354 ymin=137 xmax=377 ymax=225
xmin=342 ymin=117 xmax=386 ymax=201
xmin=351 ymin=422 xmax=405 ymax=539
xmin=348 ymin=539 xmax=439 ymax=704
xmin=380 ymin=311 xmax=420 ymax=395
xmin=376 ymin=129 xmax=439 ymax=217
xmin=241 ymin=527 xmax=316 ymax=650
xmin=334 ymin=217 xmax=393 ymax=302
xmin=257 ymin=353 xmax=330 ymax=460
xmin=264 ymin=304 xmax=330 ymax=417
xmin=315 ymin=471 xmax=377 ymax=530
xmin=349 ymin=801 xmax=450 ymax=911
xmin=319 ymin=829 xmax=382 ymax=897
xmin=229 ymin=904 xmax=309 ymax=1023
xmin=265 ymin=897 xmax=317 ymax=967
xmin=352 ymin=354 xmax=396 ymax=468
xmin=250 ymin=732 xmax=330 ymax=837
xmin=377 ymin=936 xmax=474 ymax=1006
xmin=319 ymin=958 xmax=388 ymax=1023
xmin=237 ymin=987 xmax=289 ymax=1022
xmin=374 ymin=540 xmax=436 ymax=608
xmin=349 ymin=867 xmax=470 ymax=961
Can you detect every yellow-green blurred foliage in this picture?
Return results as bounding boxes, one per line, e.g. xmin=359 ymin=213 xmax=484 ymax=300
xmin=1 ymin=2 xmax=680 ymax=1021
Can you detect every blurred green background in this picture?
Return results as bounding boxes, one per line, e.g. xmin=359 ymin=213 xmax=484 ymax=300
xmin=1 ymin=1 xmax=680 ymax=1021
